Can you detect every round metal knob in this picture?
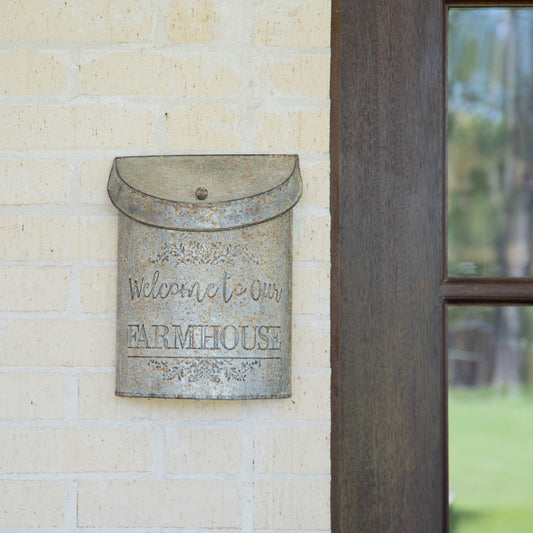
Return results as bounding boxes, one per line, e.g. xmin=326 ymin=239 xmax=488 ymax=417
xmin=195 ymin=187 xmax=208 ymax=200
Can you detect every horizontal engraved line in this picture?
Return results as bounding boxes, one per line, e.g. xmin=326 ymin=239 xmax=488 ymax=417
xmin=126 ymin=355 xmax=282 ymax=360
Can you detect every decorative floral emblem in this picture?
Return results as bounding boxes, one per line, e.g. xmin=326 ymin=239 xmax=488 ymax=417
xmin=147 ymin=358 xmax=262 ymax=383
xmin=151 ymin=241 xmax=261 ymax=267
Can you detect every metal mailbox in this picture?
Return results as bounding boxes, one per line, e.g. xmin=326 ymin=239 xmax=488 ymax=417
xmin=107 ymin=154 xmax=302 ymax=399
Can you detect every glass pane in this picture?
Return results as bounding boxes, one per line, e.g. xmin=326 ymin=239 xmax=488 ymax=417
xmin=448 ymin=306 xmax=533 ymax=532
xmin=448 ymin=8 xmax=533 ymax=277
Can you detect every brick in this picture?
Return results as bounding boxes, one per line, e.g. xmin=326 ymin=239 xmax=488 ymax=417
xmin=292 ymin=319 xmax=329 ymax=367
xmin=167 ymin=104 xmax=240 ymax=150
xmin=285 ymin=374 xmax=330 ymax=420
xmin=0 ymin=106 xmax=155 ymax=150
xmin=293 ymin=213 xmax=330 ymax=261
xmin=165 ymin=426 xmax=240 ymax=474
xmin=256 ymin=108 xmax=329 ymax=152
xmin=0 ymin=427 xmax=151 ymax=473
xmin=0 ymin=0 xmax=154 ymax=42
xmin=0 ymin=51 xmax=68 ymax=95
xmin=293 ymin=265 xmax=330 ymax=315
xmin=0 ymin=266 xmax=69 ymax=312
xmin=0 ymin=373 xmax=64 ymax=420
xmin=0 ymin=216 xmax=72 ymax=261
xmin=0 ymin=215 xmax=116 ymax=261
xmin=0 ymin=319 xmax=115 ymax=366
xmin=254 ymin=426 xmax=329 ymax=474
xmin=0 ymin=481 xmax=64 ymax=528
xmin=80 ymin=160 xmax=113 ymax=204
xmin=246 ymin=374 xmax=330 ymax=420
xmin=78 ymin=373 xmax=240 ymax=420
xmin=0 ymin=160 xmax=69 ymax=205
xmin=78 ymin=479 xmax=240 ymax=527
xmin=81 ymin=267 xmax=116 ymax=313
xmin=255 ymin=1 xmax=331 ymax=48
xmin=299 ymin=160 xmax=330 ymax=208
xmin=255 ymin=481 xmax=330 ymax=530
xmin=79 ymin=217 xmax=118 ymax=260
xmin=257 ymin=55 xmax=330 ymax=97
xmin=168 ymin=0 xmax=218 ymax=43
xmin=81 ymin=52 xmax=239 ymax=97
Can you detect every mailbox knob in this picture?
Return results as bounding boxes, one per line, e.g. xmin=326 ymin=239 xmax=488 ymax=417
xmin=195 ymin=187 xmax=208 ymax=200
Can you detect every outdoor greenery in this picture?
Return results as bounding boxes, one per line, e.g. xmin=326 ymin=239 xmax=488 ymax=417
xmin=448 ymin=8 xmax=533 ymax=279
xmin=449 ymin=388 xmax=533 ymax=533
xmin=448 ymin=8 xmax=533 ymax=532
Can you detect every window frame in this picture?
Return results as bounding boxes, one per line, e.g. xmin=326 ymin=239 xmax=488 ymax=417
xmin=331 ymin=1 xmax=533 ymax=532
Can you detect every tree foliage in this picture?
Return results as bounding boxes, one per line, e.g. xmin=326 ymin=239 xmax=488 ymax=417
xmin=448 ymin=8 xmax=533 ymax=387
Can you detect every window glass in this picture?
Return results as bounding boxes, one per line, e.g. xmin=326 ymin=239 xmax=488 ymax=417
xmin=448 ymin=8 xmax=533 ymax=277
xmin=448 ymin=305 xmax=533 ymax=532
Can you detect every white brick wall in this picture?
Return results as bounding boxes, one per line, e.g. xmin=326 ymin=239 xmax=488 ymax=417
xmin=0 ymin=1 xmax=331 ymax=530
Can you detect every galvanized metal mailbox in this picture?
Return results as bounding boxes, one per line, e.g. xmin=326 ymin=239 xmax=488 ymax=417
xmin=108 ymin=154 xmax=302 ymax=399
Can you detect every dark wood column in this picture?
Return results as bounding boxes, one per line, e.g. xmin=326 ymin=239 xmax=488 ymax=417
xmin=331 ymin=1 xmax=446 ymax=531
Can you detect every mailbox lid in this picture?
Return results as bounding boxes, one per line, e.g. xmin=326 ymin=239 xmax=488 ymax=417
xmin=107 ymin=154 xmax=302 ymax=231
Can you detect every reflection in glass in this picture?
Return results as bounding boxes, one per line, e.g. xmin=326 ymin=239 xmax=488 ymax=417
xmin=448 ymin=8 xmax=533 ymax=277
xmin=448 ymin=306 xmax=533 ymax=532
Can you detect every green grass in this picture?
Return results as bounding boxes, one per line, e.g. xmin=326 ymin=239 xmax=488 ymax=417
xmin=449 ymin=387 xmax=533 ymax=533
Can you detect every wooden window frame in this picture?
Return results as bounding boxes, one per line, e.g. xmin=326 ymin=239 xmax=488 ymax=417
xmin=330 ymin=1 xmax=533 ymax=531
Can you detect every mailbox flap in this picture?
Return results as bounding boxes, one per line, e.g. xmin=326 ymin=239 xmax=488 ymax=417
xmin=107 ymin=154 xmax=302 ymax=231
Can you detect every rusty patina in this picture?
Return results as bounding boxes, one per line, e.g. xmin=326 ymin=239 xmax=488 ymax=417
xmin=108 ymin=154 xmax=302 ymax=399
